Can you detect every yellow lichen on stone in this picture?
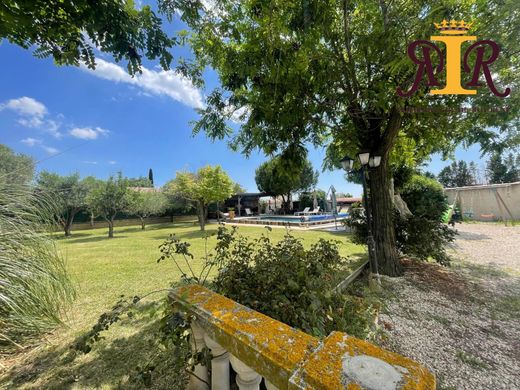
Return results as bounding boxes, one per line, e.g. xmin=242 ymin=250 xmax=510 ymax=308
xmin=171 ymin=284 xmax=319 ymax=389
xmin=290 ymin=332 xmax=435 ymax=389
xmin=171 ymin=286 xmax=436 ymax=390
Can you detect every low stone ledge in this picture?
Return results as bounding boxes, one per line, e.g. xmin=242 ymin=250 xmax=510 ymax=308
xmin=170 ymin=285 xmax=435 ymax=390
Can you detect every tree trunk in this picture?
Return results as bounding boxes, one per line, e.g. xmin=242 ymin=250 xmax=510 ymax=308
xmin=64 ymin=212 xmax=76 ymax=237
xmin=140 ymin=216 xmax=146 ymax=230
xmin=108 ymin=217 xmax=115 ymax=238
xmin=90 ymin=212 xmax=95 ymax=227
xmin=367 ymin=159 xmax=402 ymax=276
xmin=197 ymin=202 xmax=205 ymax=231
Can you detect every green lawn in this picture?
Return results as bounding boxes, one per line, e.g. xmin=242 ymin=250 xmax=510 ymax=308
xmin=1 ymin=221 xmax=365 ymax=389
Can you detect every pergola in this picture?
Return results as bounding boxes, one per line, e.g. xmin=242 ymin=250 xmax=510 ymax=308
xmin=223 ymin=192 xmax=269 ymax=216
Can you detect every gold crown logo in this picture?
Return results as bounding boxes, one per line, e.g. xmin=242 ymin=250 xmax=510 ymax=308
xmin=434 ymin=19 xmax=473 ymax=35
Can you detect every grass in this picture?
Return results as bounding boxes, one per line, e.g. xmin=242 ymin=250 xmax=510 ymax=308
xmin=0 ymin=221 xmax=365 ymax=389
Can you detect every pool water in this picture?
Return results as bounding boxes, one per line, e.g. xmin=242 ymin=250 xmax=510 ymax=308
xmin=258 ymin=213 xmax=348 ymax=223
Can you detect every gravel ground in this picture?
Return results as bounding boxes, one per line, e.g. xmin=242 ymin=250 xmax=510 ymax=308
xmin=378 ymin=223 xmax=520 ymax=390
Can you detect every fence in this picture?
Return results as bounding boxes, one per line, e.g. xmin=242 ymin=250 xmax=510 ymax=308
xmin=53 ymin=215 xmax=198 ymax=232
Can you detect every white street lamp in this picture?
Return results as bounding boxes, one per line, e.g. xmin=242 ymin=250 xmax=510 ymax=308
xmin=358 ymin=152 xmax=370 ymax=166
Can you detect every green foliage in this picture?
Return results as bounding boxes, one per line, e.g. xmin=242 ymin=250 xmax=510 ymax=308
xmin=255 ymin=157 xmax=318 ymax=210
xmin=299 ymin=190 xmax=327 ymax=211
xmin=486 ymin=152 xmax=519 ymax=184
xmin=86 ymin=172 xmax=132 ymax=237
xmin=36 ymin=171 xmax=90 ymax=236
xmin=166 ymin=165 xmax=235 ymax=230
xmin=128 ymin=190 xmax=169 ymax=229
xmin=128 ymin=176 xmax=154 ymax=188
xmin=438 ymin=161 xmax=477 ymax=188
xmin=347 ymin=175 xmax=454 ymax=265
xmin=400 ymin=175 xmax=447 ymax=221
xmin=0 ymin=182 xmax=75 ymax=347
xmin=148 ymin=168 xmax=154 ymax=186
xmin=211 ymin=227 xmax=375 ymax=338
xmin=0 ymin=0 xmax=175 ymax=75
xmin=166 ymin=0 xmax=520 ymax=275
xmin=0 ymin=144 xmax=34 ymax=185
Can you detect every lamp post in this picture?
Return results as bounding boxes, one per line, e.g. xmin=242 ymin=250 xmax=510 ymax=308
xmin=340 ymin=153 xmax=381 ymax=279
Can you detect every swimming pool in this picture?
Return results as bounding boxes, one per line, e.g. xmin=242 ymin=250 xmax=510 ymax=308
xmin=231 ymin=213 xmax=348 ymax=227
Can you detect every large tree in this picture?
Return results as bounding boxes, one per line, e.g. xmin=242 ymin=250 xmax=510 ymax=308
xmin=437 ymin=161 xmax=476 ymax=188
xmin=169 ymin=0 xmax=520 ymax=275
xmin=0 ymin=144 xmax=34 ymax=185
xmin=255 ymin=157 xmax=318 ymax=211
xmin=37 ymin=172 xmax=89 ymax=237
xmin=486 ymin=152 xmax=519 ymax=183
xmin=86 ymin=173 xmax=131 ymax=238
xmin=166 ymin=166 xmax=234 ymax=230
xmin=128 ymin=190 xmax=169 ymax=229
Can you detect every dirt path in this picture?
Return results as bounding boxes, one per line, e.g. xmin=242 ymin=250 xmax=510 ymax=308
xmin=378 ymin=223 xmax=520 ymax=390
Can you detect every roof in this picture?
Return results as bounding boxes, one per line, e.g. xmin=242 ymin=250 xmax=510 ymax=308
xmin=336 ymin=197 xmax=362 ymax=203
xmin=129 ymin=186 xmax=159 ymax=193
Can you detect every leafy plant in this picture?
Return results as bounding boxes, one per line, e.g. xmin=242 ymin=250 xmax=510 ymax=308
xmin=76 ymin=226 xmax=377 ymax=387
xmin=346 ymin=174 xmax=455 ymax=265
xmin=0 ymin=181 xmax=75 ymax=347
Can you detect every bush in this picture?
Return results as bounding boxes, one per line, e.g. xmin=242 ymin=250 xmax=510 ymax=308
xmin=211 ymin=227 xmax=376 ymax=338
xmin=345 ymin=174 xmax=455 ymax=265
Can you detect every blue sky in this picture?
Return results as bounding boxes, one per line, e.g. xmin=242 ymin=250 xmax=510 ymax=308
xmin=0 ymin=36 xmax=486 ymax=197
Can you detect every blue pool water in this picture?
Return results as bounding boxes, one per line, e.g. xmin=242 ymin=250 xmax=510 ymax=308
xmin=257 ymin=213 xmax=348 ymax=223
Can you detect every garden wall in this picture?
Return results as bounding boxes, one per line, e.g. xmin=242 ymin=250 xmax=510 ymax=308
xmin=445 ymin=181 xmax=520 ymax=221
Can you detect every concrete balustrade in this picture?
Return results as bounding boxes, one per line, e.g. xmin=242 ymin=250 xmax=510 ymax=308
xmin=170 ymin=284 xmax=435 ymax=390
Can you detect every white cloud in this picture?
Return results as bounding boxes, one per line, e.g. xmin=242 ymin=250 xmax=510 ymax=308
xmin=21 ymin=137 xmax=42 ymax=147
xmin=42 ymin=146 xmax=59 ymax=155
xmin=81 ymin=59 xmax=204 ymax=109
xmin=0 ymin=97 xmax=47 ymax=117
xmin=70 ymin=126 xmax=109 ymax=140
xmin=82 ymin=161 xmax=98 ymax=165
xmin=1 ymin=96 xmax=63 ymax=137
xmin=108 ymin=160 xmax=117 ymax=165
xmin=21 ymin=137 xmax=58 ymax=155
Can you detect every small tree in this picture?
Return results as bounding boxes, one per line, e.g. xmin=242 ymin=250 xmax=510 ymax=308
xmin=167 ymin=166 xmax=234 ymax=231
xmin=148 ymin=168 xmax=154 ymax=187
xmin=128 ymin=191 xmax=168 ymax=230
xmin=37 ymin=172 xmax=89 ymax=237
xmin=255 ymin=158 xmax=318 ymax=212
xmin=82 ymin=176 xmax=103 ymax=226
xmin=87 ymin=173 xmax=131 ymax=238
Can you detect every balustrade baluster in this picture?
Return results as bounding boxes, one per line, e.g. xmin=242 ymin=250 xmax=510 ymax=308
xmin=203 ymin=334 xmax=230 ymax=389
xmin=229 ymin=355 xmax=262 ymax=390
xmin=188 ymin=322 xmax=209 ymax=390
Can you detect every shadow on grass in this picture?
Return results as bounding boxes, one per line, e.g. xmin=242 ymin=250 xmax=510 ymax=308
xmin=62 ymin=236 xmax=129 ymax=244
xmin=2 ymin=313 xmax=185 ymax=389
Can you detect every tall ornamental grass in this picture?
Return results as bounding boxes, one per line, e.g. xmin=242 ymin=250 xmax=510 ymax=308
xmin=0 ymin=181 xmax=75 ymax=347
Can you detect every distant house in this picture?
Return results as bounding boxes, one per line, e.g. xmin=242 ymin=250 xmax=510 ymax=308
xmin=129 ymin=186 xmax=160 ymax=193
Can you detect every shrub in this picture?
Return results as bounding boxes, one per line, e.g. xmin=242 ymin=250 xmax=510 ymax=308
xmin=345 ymin=174 xmax=455 ymax=265
xmin=211 ymin=227 xmax=376 ymax=338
